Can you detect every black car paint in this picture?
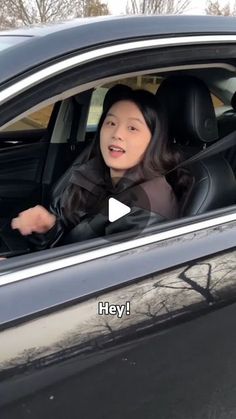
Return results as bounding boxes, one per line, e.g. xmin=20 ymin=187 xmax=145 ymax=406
xmin=1 ymin=231 xmax=236 ymax=417
xmin=0 ymin=214 xmax=236 ymax=327
xmin=1 ymin=15 xmax=236 ymax=86
xmin=2 ymin=302 xmax=236 ymax=419
xmin=1 ymin=217 xmax=236 ymax=417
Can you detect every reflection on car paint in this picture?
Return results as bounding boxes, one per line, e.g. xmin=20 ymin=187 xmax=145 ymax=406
xmin=1 ymin=246 xmax=236 ymax=378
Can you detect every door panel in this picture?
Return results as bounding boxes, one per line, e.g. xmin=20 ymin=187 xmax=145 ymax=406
xmin=0 ymin=142 xmax=48 ymax=217
xmin=1 ymin=303 xmax=236 ymax=419
xmin=1 ymin=222 xmax=236 ymax=417
xmin=0 ymin=103 xmax=55 ymax=215
xmin=0 ymin=129 xmax=47 ymax=147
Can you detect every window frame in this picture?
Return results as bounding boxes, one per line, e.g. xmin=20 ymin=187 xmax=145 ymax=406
xmin=0 ymin=39 xmax=235 ymax=281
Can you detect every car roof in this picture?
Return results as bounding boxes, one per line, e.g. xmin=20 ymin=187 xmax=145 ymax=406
xmin=0 ymin=16 xmax=113 ymax=37
xmin=2 ymin=14 xmax=236 ymax=38
xmin=1 ymin=15 xmax=236 ymax=87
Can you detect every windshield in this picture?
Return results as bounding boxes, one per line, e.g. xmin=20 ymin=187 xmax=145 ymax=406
xmin=0 ymin=36 xmax=30 ymax=52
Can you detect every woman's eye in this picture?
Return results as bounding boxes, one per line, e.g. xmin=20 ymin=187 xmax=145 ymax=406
xmin=105 ymin=119 xmax=115 ymax=126
xmin=128 ymin=126 xmax=138 ymax=131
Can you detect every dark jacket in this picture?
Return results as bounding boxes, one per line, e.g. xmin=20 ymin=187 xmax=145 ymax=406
xmin=30 ymin=156 xmax=179 ymax=250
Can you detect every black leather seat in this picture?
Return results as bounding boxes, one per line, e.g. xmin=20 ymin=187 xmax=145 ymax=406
xmin=217 ymin=90 xmax=236 ymax=138
xmin=217 ymin=91 xmax=236 ymax=173
xmin=156 ymin=75 xmax=236 ymax=216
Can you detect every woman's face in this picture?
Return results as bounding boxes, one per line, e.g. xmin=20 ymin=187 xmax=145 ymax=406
xmin=100 ymin=100 xmax=152 ymax=179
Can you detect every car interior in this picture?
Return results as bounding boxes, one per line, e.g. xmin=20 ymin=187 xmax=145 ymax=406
xmin=1 ymin=63 xmax=236 ymax=258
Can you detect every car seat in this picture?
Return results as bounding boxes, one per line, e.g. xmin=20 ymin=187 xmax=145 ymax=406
xmin=155 ymin=75 xmax=236 ymax=216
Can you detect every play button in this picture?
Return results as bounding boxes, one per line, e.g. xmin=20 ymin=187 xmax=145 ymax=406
xmin=108 ymin=197 xmax=131 ymax=222
xmin=73 ymin=174 xmax=153 ymax=244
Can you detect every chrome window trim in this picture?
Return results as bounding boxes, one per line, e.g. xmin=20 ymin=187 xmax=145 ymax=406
xmin=0 ymin=212 xmax=236 ymax=287
xmin=1 ymin=61 xmax=235 ymax=132
xmin=1 ymin=35 xmax=236 ymax=105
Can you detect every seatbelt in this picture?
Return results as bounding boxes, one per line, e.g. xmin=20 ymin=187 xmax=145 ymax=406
xmin=67 ymin=98 xmax=81 ymax=152
xmin=167 ymin=129 xmax=236 ymax=174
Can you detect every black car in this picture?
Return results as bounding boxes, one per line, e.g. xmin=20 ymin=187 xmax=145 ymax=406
xmin=1 ymin=14 xmax=236 ymax=418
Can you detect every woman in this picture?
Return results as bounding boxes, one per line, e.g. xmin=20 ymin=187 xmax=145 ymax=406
xmin=11 ymin=84 xmax=181 ymax=249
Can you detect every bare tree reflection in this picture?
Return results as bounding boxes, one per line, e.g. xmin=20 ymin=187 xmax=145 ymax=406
xmin=2 ymin=249 xmax=236 ymax=377
xmin=178 ymin=263 xmax=215 ymax=303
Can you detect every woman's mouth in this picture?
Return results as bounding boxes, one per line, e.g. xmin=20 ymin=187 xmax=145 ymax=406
xmin=108 ymin=145 xmax=125 ymax=158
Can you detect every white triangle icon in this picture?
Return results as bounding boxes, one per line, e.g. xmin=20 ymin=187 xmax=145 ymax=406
xmin=108 ymin=198 xmax=131 ymax=222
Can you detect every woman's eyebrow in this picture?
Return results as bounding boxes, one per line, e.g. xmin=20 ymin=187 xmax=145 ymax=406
xmin=106 ymin=113 xmax=144 ymax=125
xmin=106 ymin=112 xmax=117 ymax=118
xmin=128 ymin=117 xmax=145 ymax=125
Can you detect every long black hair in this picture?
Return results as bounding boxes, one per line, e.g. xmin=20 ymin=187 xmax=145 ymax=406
xmin=63 ymin=84 xmax=190 ymax=222
xmin=93 ymin=84 xmax=189 ymax=198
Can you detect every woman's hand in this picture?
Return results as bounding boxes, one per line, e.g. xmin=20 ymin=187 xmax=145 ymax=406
xmin=11 ymin=205 xmax=56 ymax=236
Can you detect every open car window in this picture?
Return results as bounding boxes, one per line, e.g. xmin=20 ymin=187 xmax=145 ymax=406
xmin=0 ymin=38 xmax=235 ymax=268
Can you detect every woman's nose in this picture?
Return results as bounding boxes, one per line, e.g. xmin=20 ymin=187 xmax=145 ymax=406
xmin=112 ymin=125 xmax=125 ymax=140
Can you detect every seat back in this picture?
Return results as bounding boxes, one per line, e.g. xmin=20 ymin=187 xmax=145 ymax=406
xmin=156 ymin=75 xmax=236 ymax=216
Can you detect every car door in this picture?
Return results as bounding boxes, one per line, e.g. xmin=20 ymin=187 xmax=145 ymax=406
xmin=0 ymin=105 xmax=56 ymax=217
xmin=1 ymin=24 xmax=236 ymax=418
xmin=1 ymin=212 xmax=236 ymax=418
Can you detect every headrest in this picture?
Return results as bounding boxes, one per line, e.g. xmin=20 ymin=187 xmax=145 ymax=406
xmin=231 ymin=91 xmax=236 ymax=110
xmin=156 ymin=75 xmax=218 ymax=145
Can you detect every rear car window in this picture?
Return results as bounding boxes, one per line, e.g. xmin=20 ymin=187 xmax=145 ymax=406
xmin=2 ymin=105 xmax=54 ymax=132
xmin=87 ymin=75 xmax=163 ymax=128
